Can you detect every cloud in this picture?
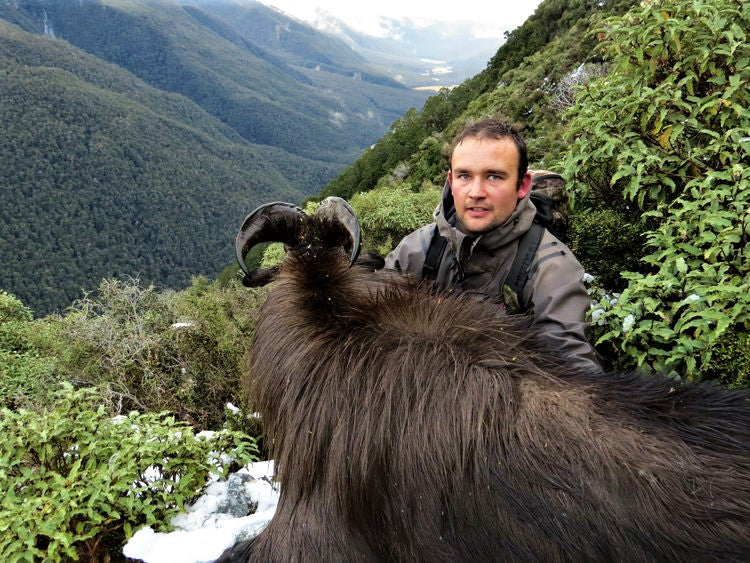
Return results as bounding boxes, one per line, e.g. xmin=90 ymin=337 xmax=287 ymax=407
xmin=260 ymin=0 xmax=542 ymax=38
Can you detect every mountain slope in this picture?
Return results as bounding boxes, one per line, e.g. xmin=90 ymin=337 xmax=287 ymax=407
xmin=0 ymin=0 xmax=433 ymax=314
xmin=180 ymin=0 xmax=402 ymax=87
xmin=0 ymin=19 xmax=325 ymax=314
xmin=0 ymin=0 xmax=428 ymax=163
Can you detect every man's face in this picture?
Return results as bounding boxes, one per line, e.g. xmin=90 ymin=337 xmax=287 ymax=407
xmin=448 ymin=137 xmax=531 ymax=234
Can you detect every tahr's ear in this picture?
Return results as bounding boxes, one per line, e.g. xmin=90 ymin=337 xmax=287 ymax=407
xmin=358 ymin=253 xmax=385 ymax=271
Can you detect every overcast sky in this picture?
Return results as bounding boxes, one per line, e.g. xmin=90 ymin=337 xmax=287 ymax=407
xmin=257 ymin=0 xmax=544 ymax=38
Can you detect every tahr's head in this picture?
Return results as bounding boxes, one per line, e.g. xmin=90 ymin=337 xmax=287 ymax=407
xmin=235 ymin=197 xmax=362 ymax=287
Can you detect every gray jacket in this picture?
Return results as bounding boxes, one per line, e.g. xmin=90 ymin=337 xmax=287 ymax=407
xmin=384 ymin=183 xmax=600 ymax=370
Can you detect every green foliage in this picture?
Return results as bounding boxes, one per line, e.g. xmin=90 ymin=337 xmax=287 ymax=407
xmin=0 ymin=290 xmax=32 ymax=323
xmin=702 ymin=327 xmax=750 ymax=388
xmin=0 ymin=291 xmax=58 ymax=409
xmin=351 ymin=183 xmax=441 ymax=255
xmin=260 ymin=243 xmax=286 ymax=268
xmin=0 ymin=290 xmax=32 ymax=352
xmin=567 ymin=208 xmax=645 ymax=291
xmin=44 ymin=277 xmax=263 ymax=430
xmin=0 ymin=346 xmax=57 ymax=411
xmin=563 ymin=0 xmax=750 ymax=380
xmin=0 ymin=383 xmax=257 ymax=561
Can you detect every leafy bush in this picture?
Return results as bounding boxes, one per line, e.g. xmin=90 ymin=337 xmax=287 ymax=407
xmin=0 ymin=290 xmax=33 ymax=352
xmin=0 ymin=291 xmax=58 ymax=409
xmin=567 ymin=208 xmax=644 ymax=292
xmin=350 ymin=182 xmax=441 ymax=255
xmin=44 ymin=277 xmax=264 ymax=429
xmin=562 ymin=0 xmax=750 ymax=379
xmin=164 ymin=277 xmax=266 ymax=431
xmin=0 ymin=349 xmax=57 ymax=410
xmin=260 ymin=243 xmax=286 ymax=268
xmin=702 ymin=327 xmax=750 ymax=388
xmin=0 ymin=290 xmax=32 ymax=322
xmin=0 ymin=383 xmax=257 ymax=561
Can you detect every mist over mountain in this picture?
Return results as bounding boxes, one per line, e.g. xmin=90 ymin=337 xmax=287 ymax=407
xmin=283 ymin=10 xmax=506 ymax=88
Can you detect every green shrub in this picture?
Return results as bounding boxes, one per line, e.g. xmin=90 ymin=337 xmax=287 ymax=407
xmin=0 ymin=383 xmax=257 ymax=561
xmin=702 ymin=327 xmax=750 ymax=388
xmin=165 ymin=277 xmax=266 ymax=431
xmin=351 ymin=182 xmax=441 ymax=255
xmin=45 ymin=277 xmax=263 ymax=429
xmin=562 ymin=0 xmax=750 ymax=378
xmin=0 ymin=349 xmax=57 ymax=410
xmin=568 ymin=208 xmax=645 ymax=292
xmin=0 ymin=290 xmax=32 ymax=323
xmin=0 ymin=290 xmax=34 ymax=353
xmin=260 ymin=243 xmax=286 ymax=268
xmin=0 ymin=291 xmax=59 ymax=409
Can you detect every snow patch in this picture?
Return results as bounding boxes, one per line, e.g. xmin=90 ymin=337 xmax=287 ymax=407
xmin=123 ymin=461 xmax=278 ymax=563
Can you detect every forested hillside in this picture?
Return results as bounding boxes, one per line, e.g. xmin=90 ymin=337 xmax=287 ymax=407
xmin=0 ymin=19 xmax=322 ymax=313
xmin=0 ymin=0 xmax=427 ymax=163
xmin=0 ymin=0 xmax=429 ymax=314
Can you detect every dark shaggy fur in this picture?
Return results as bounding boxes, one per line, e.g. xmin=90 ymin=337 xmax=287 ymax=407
xmin=221 ymin=215 xmax=750 ymax=562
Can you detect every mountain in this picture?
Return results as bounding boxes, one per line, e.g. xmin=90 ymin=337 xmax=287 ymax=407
xmin=0 ymin=0 xmax=429 ymax=164
xmin=176 ymin=0 xmax=404 ymax=88
xmin=0 ymin=0 xmax=431 ymax=314
xmin=0 ymin=18 xmax=321 ymax=313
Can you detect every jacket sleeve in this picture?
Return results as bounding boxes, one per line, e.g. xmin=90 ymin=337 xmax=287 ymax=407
xmin=524 ymin=235 xmax=602 ymax=371
xmin=383 ymin=224 xmax=435 ymax=276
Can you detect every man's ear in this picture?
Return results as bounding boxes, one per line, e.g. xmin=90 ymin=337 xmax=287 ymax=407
xmin=447 ymin=169 xmax=453 ymax=189
xmin=517 ymin=171 xmax=532 ymax=199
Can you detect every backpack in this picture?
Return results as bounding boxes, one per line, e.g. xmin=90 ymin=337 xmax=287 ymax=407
xmin=422 ymin=170 xmax=568 ymax=314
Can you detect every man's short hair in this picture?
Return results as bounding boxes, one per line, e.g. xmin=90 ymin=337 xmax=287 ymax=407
xmin=450 ymin=117 xmax=528 ymax=186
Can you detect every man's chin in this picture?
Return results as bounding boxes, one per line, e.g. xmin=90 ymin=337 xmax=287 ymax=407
xmin=459 ymin=218 xmax=497 ymax=235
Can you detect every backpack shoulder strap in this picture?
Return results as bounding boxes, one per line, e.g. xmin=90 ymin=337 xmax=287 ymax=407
xmin=504 ymin=221 xmax=545 ymax=313
xmin=422 ymin=225 xmax=448 ymax=280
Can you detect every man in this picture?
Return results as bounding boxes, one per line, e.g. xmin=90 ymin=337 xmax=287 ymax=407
xmin=385 ymin=117 xmax=600 ymax=369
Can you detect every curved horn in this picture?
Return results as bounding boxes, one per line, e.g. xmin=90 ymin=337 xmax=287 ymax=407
xmin=316 ymin=196 xmax=361 ymax=267
xmin=235 ymin=201 xmax=305 ymax=286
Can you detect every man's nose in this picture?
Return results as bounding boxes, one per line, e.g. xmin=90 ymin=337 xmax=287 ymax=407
xmin=466 ymin=178 xmax=486 ymax=199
